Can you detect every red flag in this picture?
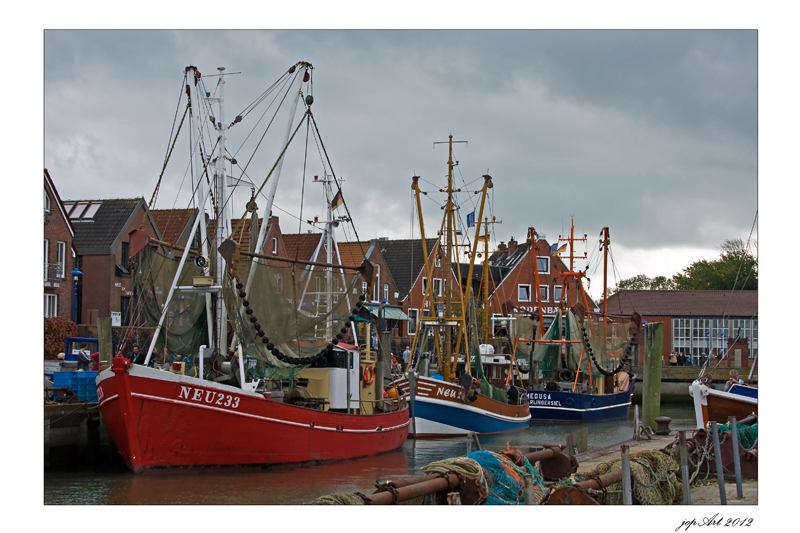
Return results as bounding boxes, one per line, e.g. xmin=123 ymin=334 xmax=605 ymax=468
xmin=331 ymin=190 xmax=344 ymax=210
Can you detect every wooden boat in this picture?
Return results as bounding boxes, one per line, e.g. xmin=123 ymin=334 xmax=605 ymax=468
xmin=520 ymin=222 xmax=640 ymax=423
xmin=96 ymin=63 xmax=408 ymax=472
xmin=391 ymin=136 xmax=530 ymax=437
xmin=690 ymin=379 xmax=758 ymax=429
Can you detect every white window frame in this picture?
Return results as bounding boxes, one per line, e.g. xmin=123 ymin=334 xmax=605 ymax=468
xmin=539 ymin=286 xmax=549 ymax=302
xmin=45 ymin=294 xmax=58 ymax=318
xmin=361 ymin=281 xmax=368 ymax=295
xmin=272 ymin=237 xmax=277 ymax=254
xmin=372 ymin=265 xmax=381 ymax=302
xmin=432 ymin=278 xmax=443 ymax=297
xmin=536 ymin=256 xmax=550 ymax=274
xmin=383 ymin=283 xmax=389 ymax=301
xmin=407 ymin=308 xmax=419 ymax=335
xmin=44 ymin=190 xmax=52 ymax=211
xmin=44 ymin=239 xmax=49 ymax=280
xmin=57 ymin=241 xmax=66 ymax=279
xmin=274 ymin=272 xmax=283 ymax=293
xmin=435 ymin=256 xmax=441 ymax=268
xmin=518 ymin=284 xmax=531 ymax=302
xmin=422 ymin=277 xmax=428 ymax=295
xmin=554 ymin=285 xmax=563 ymax=303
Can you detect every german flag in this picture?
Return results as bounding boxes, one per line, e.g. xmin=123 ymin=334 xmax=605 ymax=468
xmin=331 ymin=190 xmax=344 ymax=210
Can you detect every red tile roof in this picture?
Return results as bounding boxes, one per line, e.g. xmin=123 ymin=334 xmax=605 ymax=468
xmin=150 ymin=209 xmax=196 ymax=246
xmin=605 ymin=290 xmax=757 ymax=317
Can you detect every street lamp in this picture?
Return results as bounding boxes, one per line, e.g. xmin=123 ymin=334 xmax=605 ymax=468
xmin=70 ymin=268 xmax=82 ymax=323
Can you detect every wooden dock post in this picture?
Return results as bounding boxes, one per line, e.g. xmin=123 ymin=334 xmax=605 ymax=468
xmin=566 ymin=427 xmax=588 ymax=456
xmin=642 ymin=322 xmax=663 ymax=431
xmin=97 ymin=316 xmax=113 ymax=370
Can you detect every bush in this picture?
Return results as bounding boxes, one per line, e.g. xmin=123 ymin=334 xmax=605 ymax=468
xmin=44 ymin=317 xmax=77 ymax=359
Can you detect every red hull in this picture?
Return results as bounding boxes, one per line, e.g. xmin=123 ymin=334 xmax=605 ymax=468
xmin=97 ymin=357 xmax=409 ymax=472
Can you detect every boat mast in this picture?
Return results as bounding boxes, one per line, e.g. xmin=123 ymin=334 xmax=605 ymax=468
xmin=601 ymin=226 xmax=609 ymax=324
xmin=213 ymin=67 xmax=230 ymax=355
xmin=528 ymin=226 xmax=545 ymax=338
xmin=482 ymin=219 xmax=490 ymax=345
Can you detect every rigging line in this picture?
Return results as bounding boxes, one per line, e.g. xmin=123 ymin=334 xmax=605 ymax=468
xmin=232 ymin=73 xmax=295 ymax=160
xmin=729 ymin=210 xmax=758 ymax=294
xmin=152 ymin=73 xmax=191 ymax=208
xmin=236 ymin=69 xmax=293 ymax=119
xmin=296 ymin=117 xmax=312 ymax=235
xmin=308 ymin=111 xmax=368 ymax=258
xmin=234 ymin=71 xmax=298 ymax=177
xmin=151 ymin=104 xmax=189 ymax=209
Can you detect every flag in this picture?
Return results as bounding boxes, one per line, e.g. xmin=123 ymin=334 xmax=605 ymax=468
xmin=550 ymin=243 xmax=567 ymax=256
xmin=467 ymin=211 xmax=476 ymax=227
xmin=330 ymin=190 xmax=344 ymax=210
xmin=476 ymin=234 xmax=490 ymax=242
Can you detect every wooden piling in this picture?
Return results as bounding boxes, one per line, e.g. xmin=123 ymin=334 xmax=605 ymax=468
xmin=710 ymin=422 xmax=727 ymax=505
xmin=728 ymin=416 xmax=744 ymax=499
xmin=621 ymin=445 xmax=633 ymax=505
xmin=641 ymin=322 xmax=663 ymax=431
xmin=97 ymin=316 xmax=113 ymax=370
xmin=679 ymin=431 xmax=692 ymax=505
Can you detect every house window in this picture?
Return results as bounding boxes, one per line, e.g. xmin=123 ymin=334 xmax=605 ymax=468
xmin=274 ymin=273 xmax=283 ymax=293
xmin=435 ymin=255 xmax=441 ymax=268
xmin=554 ymin=285 xmax=563 ymax=303
xmin=433 ymin=278 xmax=442 ymax=297
xmin=44 ymin=190 xmax=52 ymax=212
xmin=383 ymin=283 xmax=389 ymax=301
xmin=361 ymin=281 xmax=368 ymax=295
xmin=536 ymin=256 xmax=550 ymax=274
xmin=44 ymin=239 xmax=49 ymax=280
xmin=539 ymin=286 xmax=549 ymax=302
xmin=408 ymin=309 xmax=419 ymax=335
xmin=332 ymin=277 xmax=340 ymax=303
xmin=272 ymin=237 xmax=277 ymax=254
xmin=315 ymin=276 xmax=322 ymax=294
xmin=57 ymin=241 xmax=66 ymax=279
xmin=121 ymin=296 xmax=131 ymax=327
xmin=518 ymin=284 xmax=531 ymax=302
xmin=372 ymin=265 xmax=380 ymax=302
xmin=45 ymin=294 xmax=58 ymax=318
xmin=672 ymin=318 xmax=692 ymax=356
xmin=422 ymin=277 xmax=428 ymax=295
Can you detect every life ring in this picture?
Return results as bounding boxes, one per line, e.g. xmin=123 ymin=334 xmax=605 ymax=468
xmin=565 ymin=398 xmax=574 ymax=406
xmin=363 ymin=365 xmax=375 ymax=386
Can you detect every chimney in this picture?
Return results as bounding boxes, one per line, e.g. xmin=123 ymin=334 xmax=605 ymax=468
xmin=507 ymin=237 xmax=518 ymax=255
xmin=498 ymin=241 xmax=507 ymax=252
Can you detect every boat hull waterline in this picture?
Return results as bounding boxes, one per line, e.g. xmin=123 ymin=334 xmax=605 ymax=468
xmin=525 ymin=380 xmax=635 ymax=423
xmin=97 ymin=357 xmax=410 ymax=472
xmin=395 ymin=375 xmax=531 ymax=437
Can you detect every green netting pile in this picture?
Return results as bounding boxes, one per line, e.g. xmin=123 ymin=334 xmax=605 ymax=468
xmin=526 ymin=309 xmax=637 ymax=381
xmin=594 ymin=448 xmax=682 ymax=505
xmin=466 ymin=290 xmax=507 ymax=403
xmin=718 ymin=421 xmax=758 ymax=450
xmin=136 ymin=247 xmax=209 ymax=357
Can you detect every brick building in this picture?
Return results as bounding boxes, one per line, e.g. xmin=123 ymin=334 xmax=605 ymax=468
xmin=44 ymin=169 xmax=77 ymax=320
xmin=66 ymin=197 xmax=161 ymax=326
xmin=605 ymin=290 xmax=758 ymax=367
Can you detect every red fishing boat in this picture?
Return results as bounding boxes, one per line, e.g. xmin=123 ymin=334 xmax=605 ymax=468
xmin=96 ymin=62 xmax=408 ymax=472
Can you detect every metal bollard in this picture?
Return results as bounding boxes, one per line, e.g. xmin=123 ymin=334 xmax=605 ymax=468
xmin=728 ymin=416 xmax=743 ymax=499
xmin=710 ymin=421 xmax=727 ymax=505
xmin=521 ymin=474 xmax=536 ymax=505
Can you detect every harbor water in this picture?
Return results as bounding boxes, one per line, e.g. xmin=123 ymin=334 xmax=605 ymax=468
xmin=44 ymin=402 xmax=696 ymax=505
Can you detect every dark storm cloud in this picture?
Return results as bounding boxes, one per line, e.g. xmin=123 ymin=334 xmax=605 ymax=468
xmin=44 ymin=29 xmax=757 ymax=277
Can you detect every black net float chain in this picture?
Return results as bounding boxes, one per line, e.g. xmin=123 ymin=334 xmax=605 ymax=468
xmin=580 ymin=324 xmax=638 ymax=377
xmin=235 ymin=281 xmax=364 ymax=366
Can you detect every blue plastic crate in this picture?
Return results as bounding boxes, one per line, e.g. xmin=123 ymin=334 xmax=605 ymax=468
xmin=53 ymin=372 xmax=75 ymax=389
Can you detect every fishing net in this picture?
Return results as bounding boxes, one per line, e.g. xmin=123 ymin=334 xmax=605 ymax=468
xmin=466 ymin=290 xmax=507 ymax=403
xmin=136 ymin=246 xmax=209 ymax=356
xmin=527 ymin=309 xmax=639 ymax=381
xmin=225 ymin=242 xmax=365 ymax=381
xmin=718 ymin=421 xmax=758 ymax=450
xmin=593 ymin=448 xmax=682 ymax=505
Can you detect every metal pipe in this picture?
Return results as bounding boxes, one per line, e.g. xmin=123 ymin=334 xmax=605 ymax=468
xmin=679 ymin=431 xmax=692 ymax=505
xmin=710 ymin=421 xmax=727 ymax=504
xmin=621 ymin=445 xmax=633 ymax=505
xmin=367 ymin=473 xmax=461 ymax=504
xmin=729 ymin=416 xmax=743 ymax=498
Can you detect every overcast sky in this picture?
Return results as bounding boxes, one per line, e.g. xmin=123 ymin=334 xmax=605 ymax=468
xmin=44 ymin=29 xmax=759 ymax=299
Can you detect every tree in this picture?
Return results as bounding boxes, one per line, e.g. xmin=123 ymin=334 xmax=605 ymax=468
xmin=612 ymin=274 xmax=676 ymax=294
xmin=672 ymin=239 xmax=757 ymax=290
